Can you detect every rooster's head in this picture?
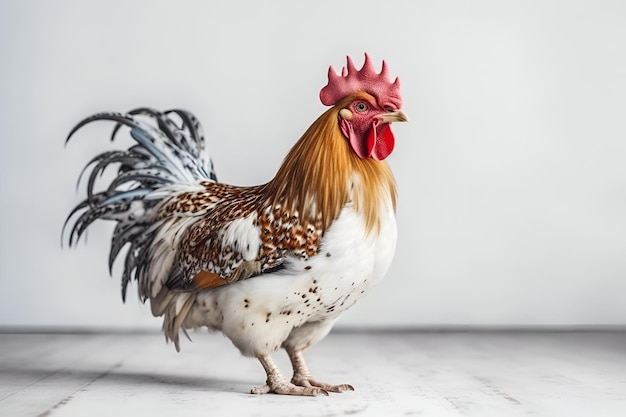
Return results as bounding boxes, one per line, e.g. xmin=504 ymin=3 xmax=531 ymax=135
xmin=320 ymin=53 xmax=408 ymax=161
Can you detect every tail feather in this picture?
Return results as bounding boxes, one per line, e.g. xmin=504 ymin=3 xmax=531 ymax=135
xmin=107 ymin=168 xmax=178 ymax=192
xmin=109 ymin=221 xmax=148 ymax=272
xmin=67 ymin=112 xmax=137 ymax=145
xmin=64 ymin=108 xmax=215 ymax=302
xmin=128 ymin=127 xmax=195 ymax=182
xmin=126 ymin=108 xmax=207 ymax=167
xmin=120 ymin=236 xmax=151 ymax=303
xmin=78 ymin=150 xmax=150 ymax=197
xmin=161 ymin=292 xmax=195 ymax=351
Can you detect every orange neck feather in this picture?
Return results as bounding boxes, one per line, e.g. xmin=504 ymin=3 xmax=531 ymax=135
xmin=264 ymin=93 xmax=397 ymax=235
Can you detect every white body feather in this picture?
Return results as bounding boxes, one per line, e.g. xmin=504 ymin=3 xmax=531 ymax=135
xmin=184 ymin=198 xmax=397 ymax=357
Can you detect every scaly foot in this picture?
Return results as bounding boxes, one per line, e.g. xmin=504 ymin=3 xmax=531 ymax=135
xmin=253 ymin=354 xmax=329 ymax=396
xmin=291 ymin=375 xmax=354 ymax=393
xmin=286 ymin=348 xmax=354 ymax=393
xmin=251 ymin=380 xmax=329 ymax=396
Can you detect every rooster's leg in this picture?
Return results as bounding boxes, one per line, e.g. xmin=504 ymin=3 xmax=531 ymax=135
xmin=286 ymin=348 xmax=354 ymax=393
xmin=251 ymin=355 xmax=329 ymax=396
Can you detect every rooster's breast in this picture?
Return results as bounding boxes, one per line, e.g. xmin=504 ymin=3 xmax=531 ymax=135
xmin=292 ymin=201 xmax=398 ymax=319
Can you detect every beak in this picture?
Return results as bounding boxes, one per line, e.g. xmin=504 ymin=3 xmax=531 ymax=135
xmin=378 ymin=110 xmax=409 ymax=123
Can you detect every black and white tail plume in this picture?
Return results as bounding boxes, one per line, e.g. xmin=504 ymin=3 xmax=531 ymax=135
xmin=64 ymin=108 xmax=216 ymax=302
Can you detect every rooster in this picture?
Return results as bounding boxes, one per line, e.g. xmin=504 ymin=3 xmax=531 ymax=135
xmin=65 ymin=53 xmax=407 ymax=396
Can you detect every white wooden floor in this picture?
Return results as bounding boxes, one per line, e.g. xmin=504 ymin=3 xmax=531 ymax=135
xmin=1 ymin=330 xmax=625 ymax=417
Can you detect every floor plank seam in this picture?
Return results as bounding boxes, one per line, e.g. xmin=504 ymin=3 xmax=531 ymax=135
xmin=35 ymin=362 xmax=123 ymax=417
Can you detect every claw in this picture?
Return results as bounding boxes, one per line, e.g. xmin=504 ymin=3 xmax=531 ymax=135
xmin=250 ymin=384 xmax=271 ymax=395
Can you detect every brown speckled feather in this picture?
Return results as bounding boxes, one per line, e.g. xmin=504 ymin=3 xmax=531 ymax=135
xmin=158 ymin=181 xmax=322 ymax=291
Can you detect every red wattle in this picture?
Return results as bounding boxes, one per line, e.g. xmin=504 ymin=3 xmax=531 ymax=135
xmin=344 ymin=119 xmax=396 ymax=160
xmin=370 ymin=123 xmax=395 ymax=161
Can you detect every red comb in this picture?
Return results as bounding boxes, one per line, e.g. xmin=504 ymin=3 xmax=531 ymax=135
xmin=320 ymin=53 xmax=402 ymax=109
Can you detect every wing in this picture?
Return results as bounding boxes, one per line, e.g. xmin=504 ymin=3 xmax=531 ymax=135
xmin=153 ymin=181 xmax=324 ymax=293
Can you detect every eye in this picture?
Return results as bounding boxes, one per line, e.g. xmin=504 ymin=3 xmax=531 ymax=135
xmin=355 ymin=102 xmax=369 ymax=113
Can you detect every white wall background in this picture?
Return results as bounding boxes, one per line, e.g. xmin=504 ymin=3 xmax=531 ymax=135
xmin=1 ymin=0 xmax=625 ymax=329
